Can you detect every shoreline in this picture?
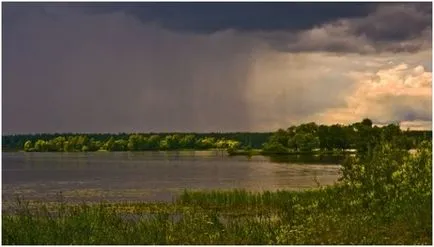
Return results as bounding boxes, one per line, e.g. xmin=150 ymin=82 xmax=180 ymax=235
xmin=3 ymin=149 xmax=356 ymax=156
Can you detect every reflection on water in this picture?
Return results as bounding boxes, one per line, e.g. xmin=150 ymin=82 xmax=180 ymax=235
xmin=3 ymin=152 xmax=341 ymax=202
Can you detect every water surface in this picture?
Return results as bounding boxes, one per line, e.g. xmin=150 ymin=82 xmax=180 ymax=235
xmin=3 ymin=151 xmax=342 ymax=202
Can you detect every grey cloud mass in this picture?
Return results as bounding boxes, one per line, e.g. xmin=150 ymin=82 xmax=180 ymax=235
xmin=352 ymin=4 xmax=431 ymax=42
xmin=2 ymin=3 xmax=432 ymax=133
xmin=264 ymin=3 xmax=432 ymax=54
xmin=372 ymin=95 xmax=432 ymax=124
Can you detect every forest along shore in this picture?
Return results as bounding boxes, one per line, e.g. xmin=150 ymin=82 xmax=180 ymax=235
xmin=2 ymin=119 xmax=431 ymax=155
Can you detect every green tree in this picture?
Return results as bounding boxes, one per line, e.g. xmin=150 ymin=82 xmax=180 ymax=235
xmin=160 ymin=135 xmax=181 ymax=150
xmin=114 ymin=139 xmax=128 ymax=151
xmin=23 ymin=140 xmax=33 ymax=152
xmin=68 ymin=136 xmax=79 ymax=151
xmin=127 ymin=135 xmax=140 ymax=151
xmin=63 ymin=141 xmax=73 ymax=152
xmin=293 ymin=133 xmax=320 ymax=152
xmin=147 ymin=135 xmax=161 ymax=150
xmin=103 ymin=137 xmax=115 ymax=151
xmin=136 ymin=136 xmax=149 ymax=150
xmin=226 ymin=140 xmax=241 ymax=153
xmin=171 ymin=134 xmax=181 ymax=149
xmin=287 ymin=137 xmax=298 ymax=151
xmin=196 ymin=137 xmax=216 ymax=150
xmin=34 ymin=140 xmax=48 ymax=152
xmin=317 ymin=125 xmax=330 ymax=151
xmin=215 ymin=139 xmax=227 ymax=150
xmin=76 ymin=136 xmax=88 ymax=151
xmin=263 ymin=141 xmax=288 ymax=154
xmin=87 ymin=138 xmax=99 ymax=151
xmin=381 ymin=123 xmax=402 ymax=141
xmin=352 ymin=120 xmax=378 ymax=154
xmin=180 ymin=135 xmax=196 ymax=149
xmin=361 ymin=118 xmax=373 ymax=127
xmin=296 ymin=122 xmax=318 ymax=135
xmin=159 ymin=139 xmax=169 ymax=150
xmin=329 ymin=124 xmax=348 ymax=150
xmin=227 ymin=140 xmax=241 ymax=150
xmin=272 ymin=129 xmax=290 ymax=147
xmin=52 ymin=136 xmax=66 ymax=152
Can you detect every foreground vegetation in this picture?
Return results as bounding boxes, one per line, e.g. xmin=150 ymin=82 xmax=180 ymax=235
xmin=3 ymin=140 xmax=431 ymax=244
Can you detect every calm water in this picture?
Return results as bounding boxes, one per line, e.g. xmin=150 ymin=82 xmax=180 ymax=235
xmin=2 ymin=151 xmax=343 ymax=202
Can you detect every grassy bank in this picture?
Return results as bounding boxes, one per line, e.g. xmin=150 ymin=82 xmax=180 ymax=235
xmin=3 ymin=141 xmax=431 ymax=244
xmin=3 ymin=186 xmax=431 ymax=245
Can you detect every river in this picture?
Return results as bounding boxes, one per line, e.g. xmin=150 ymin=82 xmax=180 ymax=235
xmin=2 ymin=151 xmax=343 ymax=202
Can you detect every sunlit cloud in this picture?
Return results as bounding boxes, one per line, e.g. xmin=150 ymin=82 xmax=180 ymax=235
xmin=316 ymin=61 xmax=432 ymax=129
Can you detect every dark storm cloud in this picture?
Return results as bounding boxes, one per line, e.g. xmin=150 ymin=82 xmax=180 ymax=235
xmin=0 ymin=2 xmax=386 ymax=33
xmin=79 ymin=2 xmax=432 ymax=54
xmin=352 ymin=3 xmax=431 ymax=42
xmin=266 ymin=3 xmax=432 ymax=54
xmin=61 ymin=2 xmax=378 ymax=33
xmin=4 ymin=2 xmax=431 ymax=54
xmin=2 ymin=9 xmax=255 ymax=133
xmin=122 ymin=2 xmax=377 ymax=33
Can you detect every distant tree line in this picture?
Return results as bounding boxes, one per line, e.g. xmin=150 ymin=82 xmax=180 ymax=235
xmin=1 ymin=120 xmax=431 ymax=153
xmin=2 ymin=132 xmax=271 ymax=152
xmin=14 ymin=134 xmax=246 ymax=152
xmin=262 ymin=119 xmax=432 ymax=154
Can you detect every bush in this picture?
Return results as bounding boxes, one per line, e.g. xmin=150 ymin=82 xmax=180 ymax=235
xmin=340 ymin=140 xmax=432 ymax=213
xmin=262 ymin=142 xmax=288 ymax=154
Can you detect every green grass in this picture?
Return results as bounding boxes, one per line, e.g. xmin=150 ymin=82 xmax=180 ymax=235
xmin=3 ymin=186 xmax=431 ymax=245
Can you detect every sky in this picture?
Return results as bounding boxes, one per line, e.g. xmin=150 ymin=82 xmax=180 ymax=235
xmin=2 ymin=2 xmax=432 ymax=134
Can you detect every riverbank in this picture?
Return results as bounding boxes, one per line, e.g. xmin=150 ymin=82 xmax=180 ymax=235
xmin=2 ymin=148 xmax=354 ymax=158
xmin=3 ymin=186 xmax=431 ymax=245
